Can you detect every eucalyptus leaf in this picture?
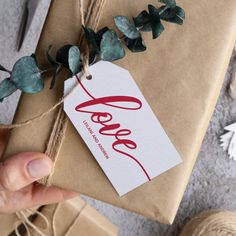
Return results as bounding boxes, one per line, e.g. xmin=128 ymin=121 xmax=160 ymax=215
xmin=50 ymin=64 xmax=63 ymax=89
xmin=134 ymin=10 xmax=152 ymax=32
xmin=148 ymin=5 xmax=165 ymax=39
xmin=0 ymin=79 xmax=17 ymax=102
xmin=97 ymin=27 xmax=109 ymax=39
xmin=148 ymin=5 xmax=161 ymax=18
xmin=30 ymin=53 xmax=39 ymax=66
xmin=89 ymin=53 xmax=98 ymax=66
xmin=159 ymin=0 xmax=176 ymax=8
xmin=151 ymin=19 xmax=165 ymax=39
xmin=46 ymin=45 xmax=58 ymax=66
xmin=159 ymin=6 xmax=185 ymax=25
xmin=56 ymin=45 xmax=72 ymax=68
xmin=83 ymin=27 xmax=110 ymax=64
xmin=11 ymin=56 xmax=43 ymax=94
xmin=100 ymin=30 xmax=125 ymax=61
xmin=83 ymin=27 xmax=100 ymax=54
xmin=84 ymin=27 xmax=109 ymax=55
xmin=114 ymin=16 xmax=140 ymax=39
xmin=124 ymin=36 xmax=146 ymax=52
xmin=68 ymin=46 xmax=81 ymax=75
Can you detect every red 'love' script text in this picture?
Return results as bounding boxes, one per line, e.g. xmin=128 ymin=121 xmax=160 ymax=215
xmin=75 ymin=76 xmax=151 ymax=181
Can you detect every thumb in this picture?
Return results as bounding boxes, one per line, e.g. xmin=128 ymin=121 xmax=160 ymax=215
xmin=0 ymin=152 xmax=52 ymax=192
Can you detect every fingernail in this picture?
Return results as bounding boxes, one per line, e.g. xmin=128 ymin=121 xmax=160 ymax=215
xmin=27 ymin=159 xmax=52 ymax=178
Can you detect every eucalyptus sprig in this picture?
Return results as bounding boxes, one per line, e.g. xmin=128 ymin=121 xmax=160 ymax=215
xmin=0 ymin=0 xmax=185 ymax=102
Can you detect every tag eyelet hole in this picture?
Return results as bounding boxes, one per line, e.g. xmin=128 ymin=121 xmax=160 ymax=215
xmin=86 ymin=74 xmax=92 ymax=80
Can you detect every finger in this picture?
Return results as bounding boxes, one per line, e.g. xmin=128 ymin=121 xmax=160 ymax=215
xmin=31 ymin=184 xmax=79 ymax=207
xmin=0 ymin=152 xmax=52 ymax=192
xmin=0 ymin=184 xmax=78 ymax=213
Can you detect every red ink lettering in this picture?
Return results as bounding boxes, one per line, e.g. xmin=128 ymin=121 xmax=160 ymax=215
xmin=75 ymin=76 xmax=151 ymax=181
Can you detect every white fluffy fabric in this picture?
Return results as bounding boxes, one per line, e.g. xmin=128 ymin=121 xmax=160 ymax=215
xmin=0 ymin=1 xmax=236 ymax=235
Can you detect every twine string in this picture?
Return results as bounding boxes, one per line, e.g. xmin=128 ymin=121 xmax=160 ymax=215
xmin=14 ymin=203 xmax=87 ymax=236
xmin=11 ymin=0 xmax=107 ymax=235
xmin=15 ymin=209 xmax=50 ymax=236
xmin=36 ymin=0 xmax=106 ymax=187
xmin=51 ymin=204 xmax=60 ymax=236
xmin=39 ymin=0 xmax=104 ymax=186
xmin=79 ymin=0 xmax=85 ymax=26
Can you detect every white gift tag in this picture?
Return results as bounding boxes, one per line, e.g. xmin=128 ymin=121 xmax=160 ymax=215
xmin=64 ymin=61 xmax=182 ymax=196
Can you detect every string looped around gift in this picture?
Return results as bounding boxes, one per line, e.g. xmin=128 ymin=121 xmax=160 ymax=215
xmin=8 ymin=1 xmax=107 ymax=235
xmin=14 ymin=201 xmax=88 ymax=236
xmin=15 ymin=209 xmax=49 ymax=236
xmin=41 ymin=0 xmax=107 ymax=186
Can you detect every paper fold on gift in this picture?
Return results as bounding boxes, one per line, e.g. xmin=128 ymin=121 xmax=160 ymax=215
xmin=2 ymin=0 xmax=236 ymax=224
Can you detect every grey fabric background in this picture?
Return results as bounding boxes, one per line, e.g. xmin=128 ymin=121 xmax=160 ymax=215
xmin=0 ymin=1 xmax=236 ymax=235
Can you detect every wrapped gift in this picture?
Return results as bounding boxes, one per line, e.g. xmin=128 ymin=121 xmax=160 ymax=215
xmin=26 ymin=197 xmax=118 ymax=236
xmin=2 ymin=0 xmax=236 ymax=224
xmin=0 ymin=198 xmax=118 ymax=236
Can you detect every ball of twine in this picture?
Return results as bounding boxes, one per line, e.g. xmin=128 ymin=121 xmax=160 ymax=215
xmin=180 ymin=210 xmax=236 ymax=236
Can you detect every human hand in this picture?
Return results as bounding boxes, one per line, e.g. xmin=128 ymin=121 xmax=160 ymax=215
xmin=0 ymin=130 xmax=78 ymax=214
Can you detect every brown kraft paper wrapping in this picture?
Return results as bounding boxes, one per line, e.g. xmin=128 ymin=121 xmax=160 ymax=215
xmin=2 ymin=0 xmax=236 ymax=224
xmin=26 ymin=197 xmax=118 ymax=236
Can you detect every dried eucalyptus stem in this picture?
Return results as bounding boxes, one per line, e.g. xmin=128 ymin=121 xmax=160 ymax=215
xmin=0 ymin=0 xmax=185 ymax=102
